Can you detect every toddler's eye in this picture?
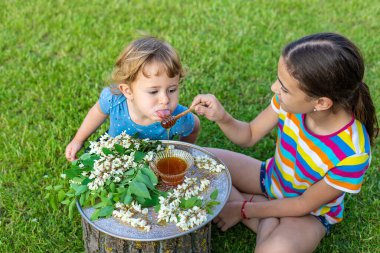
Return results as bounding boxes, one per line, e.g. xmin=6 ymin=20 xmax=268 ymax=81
xmin=169 ymin=88 xmax=177 ymax=93
xmin=149 ymin=90 xmax=158 ymax=94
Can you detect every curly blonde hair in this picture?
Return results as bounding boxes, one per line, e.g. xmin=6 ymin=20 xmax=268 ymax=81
xmin=110 ymin=36 xmax=184 ymax=94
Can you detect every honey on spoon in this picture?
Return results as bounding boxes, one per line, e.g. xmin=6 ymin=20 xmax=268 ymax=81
xmin=160 ymin=103 xmax=204 ymax=129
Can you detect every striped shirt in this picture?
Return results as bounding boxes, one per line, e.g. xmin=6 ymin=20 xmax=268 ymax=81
xmin=265 ymin=96 xmax=371 ymax=224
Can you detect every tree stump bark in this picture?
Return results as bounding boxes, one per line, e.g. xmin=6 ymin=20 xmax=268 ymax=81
xmin=81 ymin=217 xmax=212 ymax=253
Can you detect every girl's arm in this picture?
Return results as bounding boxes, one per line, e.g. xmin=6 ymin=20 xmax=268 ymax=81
xmin=179 ymin=114 xmax=200 ymax=144
xmin=192 ymin=94 xmax=278 ymax=147
xmin=65 ymin=102 xmax=108 ymax=161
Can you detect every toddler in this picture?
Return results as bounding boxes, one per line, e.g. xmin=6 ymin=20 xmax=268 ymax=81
xmin=66 ymin=36 xmax=200 ymax=161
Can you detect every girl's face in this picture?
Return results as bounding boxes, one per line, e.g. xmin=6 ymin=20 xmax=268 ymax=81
xmin=271 ymin=57 xmax=316 ymax=114
xmin=123 ymin=62 xmax=180 ymax=125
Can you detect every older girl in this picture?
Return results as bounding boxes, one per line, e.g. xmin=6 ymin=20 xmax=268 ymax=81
xmin=192 ymin=32 xmax=378 ymax=253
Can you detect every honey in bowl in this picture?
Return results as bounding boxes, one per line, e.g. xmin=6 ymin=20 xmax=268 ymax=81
xmin=151 ymin=149 xmax=194 ymax=186
xmin=157 ymin=157 xmax=187 ymax=174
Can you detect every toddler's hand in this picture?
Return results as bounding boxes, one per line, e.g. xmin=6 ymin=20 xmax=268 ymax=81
xmin=191 ymin=94 xmax=228 ymax=123
xmin=65 ymin=139 xmax=83 ymax=162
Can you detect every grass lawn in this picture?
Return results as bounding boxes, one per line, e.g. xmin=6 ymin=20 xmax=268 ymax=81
xmin=1 ymin=0 xmax=379 ymax=252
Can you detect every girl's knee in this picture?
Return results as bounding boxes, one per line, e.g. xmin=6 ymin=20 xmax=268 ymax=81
xmin=255 ymin=235 xmax=297 ymax=253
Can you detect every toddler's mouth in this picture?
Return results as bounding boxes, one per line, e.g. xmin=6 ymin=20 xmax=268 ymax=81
xmin=156 ymin=109 xmax=171 ymax=119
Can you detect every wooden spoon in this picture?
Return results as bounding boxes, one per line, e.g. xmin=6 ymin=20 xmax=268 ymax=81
xmin=161 ymin=106 xmax=195 ymax=129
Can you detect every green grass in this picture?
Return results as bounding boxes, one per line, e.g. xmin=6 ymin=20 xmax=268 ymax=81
xmin=1 ymin=0 xmax=379 ymax=252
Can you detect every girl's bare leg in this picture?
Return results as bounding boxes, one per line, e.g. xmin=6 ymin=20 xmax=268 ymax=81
xmin=206 ymin=148 xmax=279 ymax=232
xmin=255 ymin=216 xmax=326 ymax=253
xmin=206 ymin=149 xmax=325 ymax=252
xmin=206 ymin=148 xmax=262 ymax=193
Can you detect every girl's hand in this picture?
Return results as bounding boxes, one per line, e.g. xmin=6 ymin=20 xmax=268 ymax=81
xmin=65 ymin=139 xmax=84 ymax=162
xmin=213 ymin=201 xmax=242 ymax=231
xmin=191 ymin=94 xmax=228 ymax=123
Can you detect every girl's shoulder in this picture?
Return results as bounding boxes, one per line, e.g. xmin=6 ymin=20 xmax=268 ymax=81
xmin=99 ymin=87 xmax=126 ymax=114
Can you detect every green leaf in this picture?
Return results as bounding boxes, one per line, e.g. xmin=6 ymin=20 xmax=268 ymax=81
xmin=109 ymin=182 xmax=116 ymax=193
xmin=180 ymin=197 xmax=202 ymax=209
xmin=136 ymin=196 xmax=146 ymax=205
xmin=154 ymin=204 xmax=161 ymax=212
xmin=102 ymin=147 xmax=114 ymax=155
xmin=210 ymin=189 xmax=219 ymax=200
xmin=82 ymin=178 xmax=92 ymax=185
xmin=45 ymin=185 xmax=53 ymax=191
xmin=114 ymin=144 xmax=126 ymax=154
xmin=141 ymin=167 xmax=158 ymax=185
xmin=207 ymin=201 xmax=220 ymax=206
xmin=58 ymin=190 xmax=66 ymax=202
xmin=49 ymin=195 xmax=58 ymax=210
xmin=79 ymin=153 xmax=92 ymax=160
xmin=90 ymin=209 xmax=100 ymax=221
xmin=64 ymin=168 xmax=82 ymax=179
xmin=135 ymin=171 xmax=154 ymax=190
xmin=123 ymin=195 xmax=133 ymax=205
xmin=140 ymin=192 xmax=160 ymax=208
xmin=81 ymin=156 xmax=97 ymax=167
xmin=134 ymin=151 xmax=146 ymax=162
xmin=68 ymin=199 xmax=76 ymax=219
xmin=194 ymin=199 xmax=203 ymax=207
xmin=98 ymin=206 xmax=114 ymax=218
xmin=125 ymin=169 xmax=135 ymax=176
xmin=93 ymin=201 xmax=108 ymax=209
xmin=61 ymin=199 xmax=70 ymax=205
xmin=84 ymin=191 xmax=91 ymax=207
xmin=79 ymin=193 xmax=86 ymax=205
xmin=75 ymin=185 xmax=88 ymax=196
xmin=53 ymin=185 xmax=63 ymax=191
xmin=129 ymin=181 xmax=151 ymax=199
xmin=100 ymin=196 xmax=113 ymax=206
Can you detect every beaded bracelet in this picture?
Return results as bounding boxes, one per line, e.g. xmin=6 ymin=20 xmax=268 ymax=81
xmin=240 ymin=200 xmax=248 ymax=219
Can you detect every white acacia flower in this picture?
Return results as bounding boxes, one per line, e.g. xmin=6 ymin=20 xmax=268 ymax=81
xmin=194 ymin=156 xmax=226 ymax=173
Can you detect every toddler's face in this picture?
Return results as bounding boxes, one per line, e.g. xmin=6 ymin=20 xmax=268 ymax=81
xmin=270 ymin=57 xmax=316 ymax=114
xmin=127 ymin=62 xmax=180 ymax=125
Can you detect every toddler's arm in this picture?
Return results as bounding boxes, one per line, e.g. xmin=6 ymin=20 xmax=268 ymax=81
xmin=179 ymin=114 xmax=201 ymax=143
xmin=65 ymin=102 xmax=107 ymax=161
xmin=191 ymin=94 xmax=278 ymax=147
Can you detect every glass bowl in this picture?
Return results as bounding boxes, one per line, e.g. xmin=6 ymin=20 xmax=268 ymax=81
xmin=150 ymin=149 xmax=194 ymax=186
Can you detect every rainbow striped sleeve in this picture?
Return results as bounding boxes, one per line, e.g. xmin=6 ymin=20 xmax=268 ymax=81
xmin=271 ymin=95 xmax=280 ymax=114
xmin=324 ymin=153 xmax=369 ymax=193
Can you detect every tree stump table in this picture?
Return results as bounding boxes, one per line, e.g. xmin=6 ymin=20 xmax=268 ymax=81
xmin=77 ymin=141 xmax=232 ymax=253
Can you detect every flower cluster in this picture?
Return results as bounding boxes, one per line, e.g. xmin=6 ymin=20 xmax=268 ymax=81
xmin=176 ymin=206 xmax=207 ymax=231
xmin=112 ymin=201 xmax=151 ymax=231
xmin=157 ymin=177 xmax=210 ymax=230
xmin=86 ymin=132 xmax=162 ymax=190
xmin=194 ymin=155 xmax=226 ymax=173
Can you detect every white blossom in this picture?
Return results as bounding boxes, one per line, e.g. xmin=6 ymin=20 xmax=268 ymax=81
xmin=194 ymin=156 xmax=226 ymax=173
xmin=112 ymin=201 xmax=151 ymax=232
xmin=157 ymin=177 xmax=210 ymax=231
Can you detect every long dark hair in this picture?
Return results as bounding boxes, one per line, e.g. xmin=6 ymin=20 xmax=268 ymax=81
xmin=282 ymin=32 xmax=378 ymax=146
